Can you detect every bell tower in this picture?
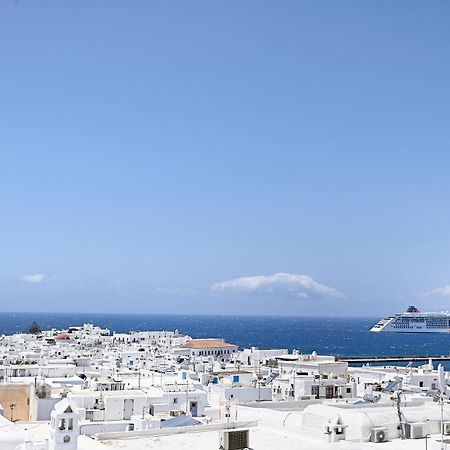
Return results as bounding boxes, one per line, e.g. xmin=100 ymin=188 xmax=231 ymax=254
xmin=49 ymin=398 xmax=79 ymax=450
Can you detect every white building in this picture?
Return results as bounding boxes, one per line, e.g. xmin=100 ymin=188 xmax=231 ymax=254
xmin=175 ymin=339 xmax=238 ymax=361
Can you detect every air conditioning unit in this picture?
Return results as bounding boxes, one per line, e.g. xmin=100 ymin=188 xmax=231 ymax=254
xmin=405 ymin=422 xmax=425 ymax=439
xmin=219 ymin=429 xmax=249 ymax=450
xmin=443 ymin=421 xmax=450 ymax=435
xmin=371 ymin=427 xmax=388 ymax=443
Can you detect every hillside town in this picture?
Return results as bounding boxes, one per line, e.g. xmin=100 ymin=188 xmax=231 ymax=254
xmin=0 ymin=323 xmax=448 ymax=449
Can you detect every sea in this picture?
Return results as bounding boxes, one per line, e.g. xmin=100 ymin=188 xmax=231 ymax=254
xmin=2 ymin=312 xmax=450 ymax=363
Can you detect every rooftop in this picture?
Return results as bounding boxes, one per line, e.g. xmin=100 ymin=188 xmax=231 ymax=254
xmin=179 ymin=339 xmax=236 ymax=349
xmin=97 ymin=424 xmax=441 ymax=450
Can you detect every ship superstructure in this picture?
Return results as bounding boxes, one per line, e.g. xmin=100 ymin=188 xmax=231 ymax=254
xmin=371 ymin=306 xmax=450 ymax=333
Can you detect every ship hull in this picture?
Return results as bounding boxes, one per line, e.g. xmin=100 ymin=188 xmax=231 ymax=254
xmin=371 ymin=326 xmax=450 ymax=333
xmin=371 ymin=308 xmax=450 ymax=333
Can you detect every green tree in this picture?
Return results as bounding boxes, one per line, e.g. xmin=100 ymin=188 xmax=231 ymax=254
xmin=27 ymin=321 xmax=42 ymax=335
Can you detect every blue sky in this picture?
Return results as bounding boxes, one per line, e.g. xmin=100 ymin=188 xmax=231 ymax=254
xmin=1 ymin=1 xmax=450 ymax=315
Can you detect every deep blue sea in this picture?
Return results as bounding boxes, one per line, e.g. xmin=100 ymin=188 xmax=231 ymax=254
xmin=2 ymin=313 xmax=450 ymax=361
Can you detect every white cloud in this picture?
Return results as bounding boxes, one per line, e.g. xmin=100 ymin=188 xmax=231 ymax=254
xmin=21 ymin=273 xmax=46 ymax=284
xmin=155 ymin=287 xmax=196 ymax=296
xmin=211 ymin=272 xmax=345 ymax=299
xmin=418 ymin=286 xmax=450 ymax=298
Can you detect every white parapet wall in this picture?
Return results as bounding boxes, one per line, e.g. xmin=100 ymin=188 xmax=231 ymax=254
xmin=94 ymin=420 xmax=258 ymax=441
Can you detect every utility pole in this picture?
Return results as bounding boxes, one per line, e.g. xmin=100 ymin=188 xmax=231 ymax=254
xmin=425 ymin=433 xmax=431 ymax=450
xmin=440 ymin=392 xmax=444 ymax=450
xmin=257 ymin=359 xmax=261 ymax=402
xmin=293 ymin=369 xmax=296 ymax=401
xmin=10 ymin=403 xmax=15 ymax=422
xmin=185 ymin=379 xmax=189 ymax=414
xmin=395 ymin=391 xmax=405 ymax=439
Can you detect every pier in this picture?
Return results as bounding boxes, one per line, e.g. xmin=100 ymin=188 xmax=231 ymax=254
xmin=336 ymin=355 xmax=450 ymax=363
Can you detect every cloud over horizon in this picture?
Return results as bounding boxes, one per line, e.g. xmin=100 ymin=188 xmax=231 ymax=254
xmin=211 ymin=273 xmax=345 ymax=299
xmin=418 ymin=286 xmax=450 ymax=298
xmin=21 ymin=273 xmax=46 ymax=284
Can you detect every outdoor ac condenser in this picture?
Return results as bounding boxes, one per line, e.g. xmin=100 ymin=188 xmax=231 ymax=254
xmin=219 ymin=429 xmax=250 ymax=450
xmin=371 ymin=427 xmax=388 ymax=443
xmin=405 ymin=422 xmax=425 ymax=439
xmin=443 ymin=421 xmax=450 ymax=435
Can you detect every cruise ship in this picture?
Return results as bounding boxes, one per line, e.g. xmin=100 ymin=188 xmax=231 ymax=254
xmin=370 ymin=306 xmax=450 ymax=333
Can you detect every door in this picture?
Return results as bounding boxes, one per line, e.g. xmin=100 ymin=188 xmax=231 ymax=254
xmin=124 ymin=399 xmax=134 ymax=420
xmin=190 ymin=401 xmax=198 ymax=416
xmin=326 ymin=386 xmax=334 ymax=399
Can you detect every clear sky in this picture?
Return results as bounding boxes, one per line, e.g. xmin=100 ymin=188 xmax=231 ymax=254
xmin=1 ymin=1 xmax=450 ymax=316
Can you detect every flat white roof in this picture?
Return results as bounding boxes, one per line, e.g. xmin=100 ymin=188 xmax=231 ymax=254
xmin=98 ymin=425 xmax=444 ymax=450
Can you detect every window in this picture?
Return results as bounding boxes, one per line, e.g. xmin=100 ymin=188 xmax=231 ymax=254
xmin=68 ymin=418 xmax=73 ymax=430
xmin=311 ymin=385 xmax=319 ymax=399
xmin=173 ymin=398 xmax=178 ymax=404
xmin=325 ymin=385 xmax=334 ymax=399
xmin=58 ymin=419 xmax=66 ymax=430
